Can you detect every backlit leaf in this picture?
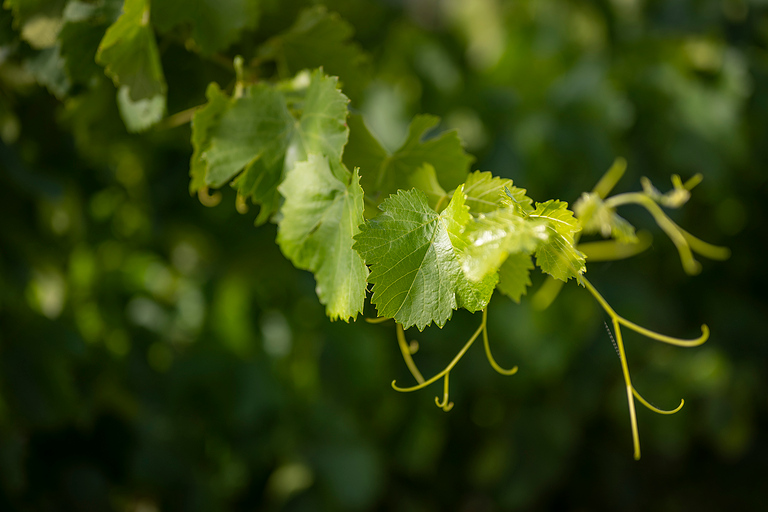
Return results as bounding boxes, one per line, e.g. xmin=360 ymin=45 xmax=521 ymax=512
xmin=529 ymin=200 xmax=586 ymax=282
xmin=277 ymin=154 xmax=368 ymax=321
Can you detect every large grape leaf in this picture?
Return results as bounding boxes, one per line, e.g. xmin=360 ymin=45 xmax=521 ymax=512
xmin=354 ymin=187 xmax=492 ymax=330
xmin=529 ymin=200 xmax=586 ymax=282
xmin=152 ymin=0 xmax=259 ymax=54
xmin=96 ymin=0 xmax=166 ymax=132
xmin=190 ymin=70 xmax=349 ymax=224
xmin=258 ymin=6 xmax=369 ymax=101
xmin=277 ymin=154 xmax=368 ymax=321
xmin=344 ymin=114 xmax=474 ymax=207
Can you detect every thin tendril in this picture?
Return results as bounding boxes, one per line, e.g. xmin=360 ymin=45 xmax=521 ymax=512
xmin=391 ymin=322 xmax=484 ymax=393
xmin=632 ymin=387 xmax=684 ymax=415
xmin=434 ymin=372 xmax=454 ymax=411
xmin=365 ymin=317 xmax=392 ymax=324
xmin=396 ymin=324 xmax=424 ymax=384
xmin=582 ymin=276 xmax=704 ymax=460
xmin=604 ymin=192 xmax=731 ymax=275
xmin=482 ymin=309 xmax=518 ymax=376
xmin=583 ymin=277 xmax=709 ymax=347
xmin=618 ymin=318 xmax=709 ymax=347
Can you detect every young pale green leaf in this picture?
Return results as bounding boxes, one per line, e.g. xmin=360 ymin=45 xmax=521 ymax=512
xmin=258 ymin=6 xmax=369 ymax=101
xmin=438 ymin=187 xmax=498 ymax=312
xmin=190 ymin=70 xmax=349 ymax=224
xmin=574 ymin=192 xmax=638 ymax=243
xmin=96 ymin=0 xmax=166 ymax=131
xmin=460 ymin=208 xmax=545 ymax=282
xmin=496 ymin=252 xmax=534 ymax=303
xmin=354 ymin=187 xmax=492 ymax=330
xmin=463 ymin=170 xmax=533 ymax=215
xmin=345 ymin=114 xmax=473 ymax=206
xmin=529 ymin=200 xmax=586 ymax=282
xmin=152 ymin=0 xmax=259 ymax=54
xmin=277 ymin=154 xmax=368 ymax=321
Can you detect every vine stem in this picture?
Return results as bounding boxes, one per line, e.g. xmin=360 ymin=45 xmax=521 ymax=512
xmin=604 ymin=192 xmax=729 ymax=274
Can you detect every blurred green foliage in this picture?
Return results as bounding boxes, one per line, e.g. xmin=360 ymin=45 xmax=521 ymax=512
xmin=1 ymin=0 xmax=767 ymax=510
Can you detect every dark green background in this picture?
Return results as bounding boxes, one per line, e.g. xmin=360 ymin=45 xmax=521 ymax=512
xmin=1 ymin=0 xmax=766 ymax=510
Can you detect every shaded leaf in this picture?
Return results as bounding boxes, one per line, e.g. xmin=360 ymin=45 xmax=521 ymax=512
xmin=258 ymin=6 xmax=369 ymax=101
xmin=152 ymin=0 xmax=260 ymax=54
xmin=496 ymin=252 xmax=534 ymax=303
xmin=345 ymin=114 xmax=473 ymax=207
xmin=190 ymin=70 xmax=349 ymax=224
xmin=96 ymin=0 xmax=166 ymax=131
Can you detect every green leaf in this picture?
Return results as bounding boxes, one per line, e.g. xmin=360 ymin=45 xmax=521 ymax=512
xmin=152 ymin=0 xmax=259 ymax=54
xmin=529 ymin=200 xmax=586 ymax=282
xmin=116 ymin=84 xmax=166 ymax=133
xmin=354 ymin=187 xmax=492 ymax=330
xmin=277 ymin=154 xmax=368 ymax=321
xmin=496 ymin=252 xmax=534 ymax=303
xmin=26 ymin=43 xmax=70 ymax=98
xmin=573 ymin=192 xmax=638 ymax=243
xmin=407 ymin=163 xmax=447 ymax=210
xmin=463 ymin=170 xmax=532 ymax=215
xmin=460 ymin=208 xmax=544 ymax=283
xmin=190 ymin=70 xmax=349 ymax=224
xmin=58 ymin=0 xmax=122 ymax=85
xmin=189 ymin=82 xmax=230 ymax=193
xmin=96 ymin=0 xmax=166 ymax=131
xmin=345 ymin=114 xmax=474 ymax=206
xmin=4 ymin=0 xmax=66 ymax=48
xmin=200 ymin=84 xmax=292 ymax=188
xmin=258 ymin=6 xmax=369 ymax=101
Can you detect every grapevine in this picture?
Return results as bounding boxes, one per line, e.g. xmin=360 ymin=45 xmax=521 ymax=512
xmin=1 ymin=0 xmax=730 ymax=461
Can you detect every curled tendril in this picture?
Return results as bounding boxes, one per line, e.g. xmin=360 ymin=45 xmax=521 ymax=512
xmin=396 ymin=323 xmax=424 ymax=384
xmin=435 ymin=372 xmax=454 ymax=412
xmin=583 ymin=276 xmax=706 ymax=460
xmin=365 ymin=316 xmax=393 ymax=324
xmin=389 ymin=307 xmax=518 ymax=412
xmin=482 ymin=309 xmax=518 ymax=376
xmin=235 ymin=193 xmax=249 ymax=214
xmin=632 ymin=387 xmax=684 ymax=415
xmin=198 ymin=187 xmax=222 ymax=207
